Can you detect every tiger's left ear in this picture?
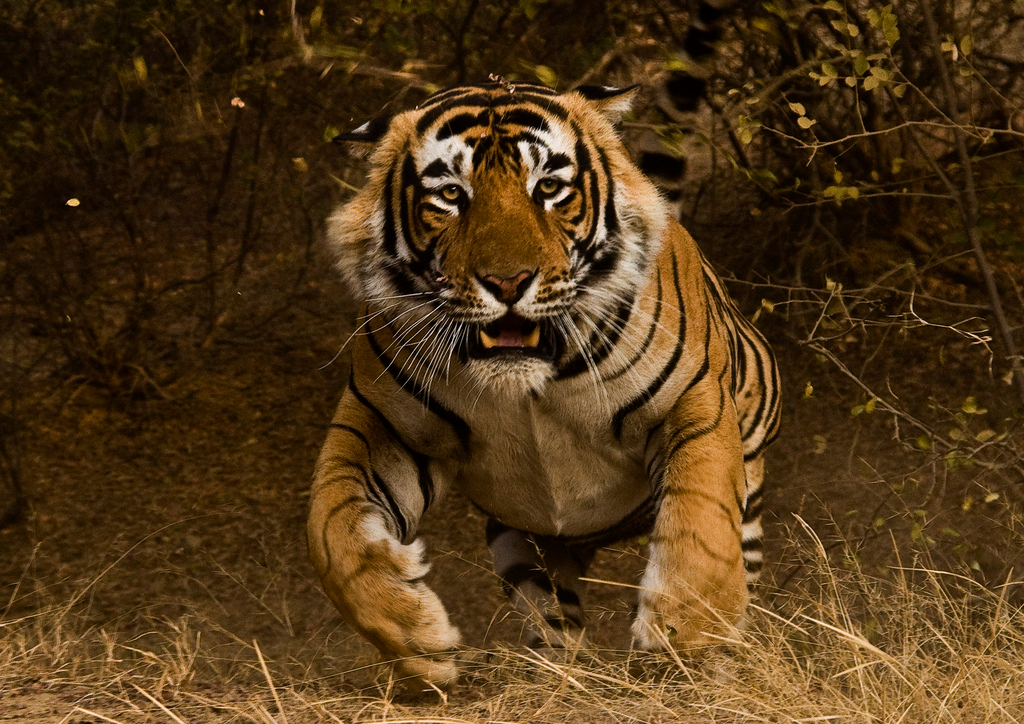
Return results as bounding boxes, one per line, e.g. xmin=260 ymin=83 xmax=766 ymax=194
xmin=331 ymin=113 xmax=394 ymax=144
xmin=572 ymin=84 xmax=641 ymax=124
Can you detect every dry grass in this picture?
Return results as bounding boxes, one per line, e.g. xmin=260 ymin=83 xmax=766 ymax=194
xmin=4 ymin=527 xmax=1024 ymax=724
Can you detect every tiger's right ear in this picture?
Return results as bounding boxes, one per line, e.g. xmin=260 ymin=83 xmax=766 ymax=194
xmin=573 ymin=84 xmax=641 ymax=124
xmin=332 ymin=114 xmax=393 ymax=144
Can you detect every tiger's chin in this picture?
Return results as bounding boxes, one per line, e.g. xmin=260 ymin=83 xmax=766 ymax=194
xmin=467 ymin=356 xmax=557 ymax=397
xmin=463 ymin=314 xmax=561 ymax=396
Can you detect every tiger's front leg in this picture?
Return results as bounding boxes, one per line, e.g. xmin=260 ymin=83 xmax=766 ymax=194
xmin=307 ymin=393 xmax=460 ymax=691
xmin=633 ymin=383 xmax=749 ymax=653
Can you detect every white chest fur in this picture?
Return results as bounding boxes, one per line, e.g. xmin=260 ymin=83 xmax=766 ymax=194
xmin=454 ymin=390 xmax=652 ymax=536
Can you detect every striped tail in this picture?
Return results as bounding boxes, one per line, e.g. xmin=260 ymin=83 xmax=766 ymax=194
xmin=636 ymin=0 xmax=742 ymax=216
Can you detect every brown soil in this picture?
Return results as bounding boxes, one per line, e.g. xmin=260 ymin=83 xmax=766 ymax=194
xmin=2 ymin=204 xmax=1023 ymax=724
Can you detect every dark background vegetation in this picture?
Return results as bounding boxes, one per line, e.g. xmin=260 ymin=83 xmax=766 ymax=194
xmin=1 ymin=0 xmax=1024 ymax=712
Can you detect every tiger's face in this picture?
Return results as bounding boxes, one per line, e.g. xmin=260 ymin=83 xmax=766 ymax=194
xmin=331 ymin=83 xmax=667 ymax=395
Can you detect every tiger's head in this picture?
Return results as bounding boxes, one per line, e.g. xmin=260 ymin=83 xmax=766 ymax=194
xmin=330 ymin=81 xmax=668 ymax=396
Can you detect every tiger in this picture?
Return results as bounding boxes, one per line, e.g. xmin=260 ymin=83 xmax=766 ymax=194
xmin=635 ymin=0 xmax=744 ymax=215
xmin=308 ymin=78 xmax=780 ymax=691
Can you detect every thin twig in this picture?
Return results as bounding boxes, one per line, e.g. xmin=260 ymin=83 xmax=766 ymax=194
xmin=919 ymin=2 xmax=1024 ymax=407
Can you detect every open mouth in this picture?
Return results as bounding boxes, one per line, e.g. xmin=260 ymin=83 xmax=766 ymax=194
xmin=468 ymin=313 xmax=557 ymax=360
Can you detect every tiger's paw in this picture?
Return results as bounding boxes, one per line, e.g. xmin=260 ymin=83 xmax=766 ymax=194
xmin=393 ymin=652 xmax=460 ymax=693
xmin=631 ymin=584 xmax=747 ymax=654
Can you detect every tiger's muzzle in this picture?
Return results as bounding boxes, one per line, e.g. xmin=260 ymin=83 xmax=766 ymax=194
xmin=467 ymin=312 xmax=560 ymax=361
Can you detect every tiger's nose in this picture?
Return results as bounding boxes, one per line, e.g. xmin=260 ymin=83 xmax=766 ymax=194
xmin=478 ymin=270 xmax=535 ymax=304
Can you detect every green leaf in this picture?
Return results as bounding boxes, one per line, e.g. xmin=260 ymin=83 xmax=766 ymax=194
xmin=519 ymin=0 xmax=549 ymax=20
xmin=532 ymin=64 xmax=557 ymax=87
xmin=133 ymin=56 xmax=148 ymax=83
xmin=797 ymin=116 xmax=817 ymax=129
xmin=823 ymin=185 xmax=860 ymax=204
xmin=962 ymin=396 xmax=987 ymax=414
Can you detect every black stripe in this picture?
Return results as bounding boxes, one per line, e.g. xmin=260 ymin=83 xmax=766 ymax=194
xmin=543 ymin=615 xmax=583 ymax=631
xmin=372 ymin=470 xmax=409 ymax=541
xmin=492 ymin=93 xmax=568 ymax=118
xmin=485 ymin=517 xmax=508 ymax=546
xmin=733 ymin=329 xmax=749 ymax=395
xmin=346 ymin=375 xmax=425 ymax=538
xmin=317 ymin=495 xmax=367 ymax=575
xmin=399 ymin=154 xmax=430 ymax=266
xmin=638 ymin=151 xmax=686 ymax=179
xmin=416 ymin=95 xmax=493 ymax=134
xmin=544 ymin=495 xmax=660 ymax=550
xmin=365 ymin=324 xmax=472 ymax=451
xmin=556 ymin=292 xmax=634 ymax=379
xmin=698 ymin=0 xmax=729 ymax=25
xmin=612 ymin=254 xmax=687 ymax=439
xmin=741 ymin=537 xmax=764 ymax=552
xmin=416 ymin=92 xmax=566 ymax=136
xmin=499 ymin=562 xmax=554 ymax=594
xmin=664 ymin=72 xmax=706 ymax=113
xmin=328 ymin=423 xmax=371 ymax=452
xmin=555 ymin=587 xmax=582 ymax=608
xmin=660 ymin=486 xmax=739 ymax=535
xmin=545 ymin=153 xmax=572 ymax=171
xmin=606 ymin=273 xmax=664 ymax=381
xmin=584 ymin=293 xmax=636 ymax=369
xmin=598 ymin=146 xmax=619 ymax=236
xmin=418 ymin=85 xmax=487 ymax=109
xmin=421 ymin=159 xmax=450 ymax=178
xmin=743 ymin=486 xmax=764 ymax=521
xmin=499 ymin=108 xmax=550 ymax=132
xmin=414 ymin=456 xmax=433 ymax=515
xmin=383 ymin=264 xmax=422 ymax=298
xmin=381 ymin=166 xmax=399 ymax=258
xmin=684 ymin=24 xmax=723 ymax=60
xmin=436 ymin=110 xmax=489 ymax=140
xmin=661 ymin=358 xmax=729 ymax=462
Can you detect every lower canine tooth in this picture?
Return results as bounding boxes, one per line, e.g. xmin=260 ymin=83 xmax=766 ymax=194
xmin=480 ymin=330 xmax=498 ymax=349
xmin=523 ymin=326 xmax=540 ymax=347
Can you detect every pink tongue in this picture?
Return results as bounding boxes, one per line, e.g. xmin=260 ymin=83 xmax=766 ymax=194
xmin=497 ymin=329 xmax=524 ymax=347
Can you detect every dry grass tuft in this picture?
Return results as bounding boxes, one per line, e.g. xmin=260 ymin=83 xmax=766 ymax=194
xmin=4 ymin=530 xmax=1024 ymax=724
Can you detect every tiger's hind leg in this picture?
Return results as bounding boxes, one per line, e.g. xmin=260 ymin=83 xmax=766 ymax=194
xmin=486 ymin=520 xmax=594 ymax=650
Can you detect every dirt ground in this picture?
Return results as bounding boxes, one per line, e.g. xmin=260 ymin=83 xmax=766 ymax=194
xmin=3 ymin=200 xmax=1024 ymax=722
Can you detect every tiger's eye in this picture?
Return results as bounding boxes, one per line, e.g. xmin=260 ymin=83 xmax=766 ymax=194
xmin=538 ymin=178 xmax=562 ymax=196
xmin=440 ymin=184 xmax=462 ymax=201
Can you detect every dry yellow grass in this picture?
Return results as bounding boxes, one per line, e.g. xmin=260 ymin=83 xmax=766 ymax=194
xmin=3 ymin=527 xmax=1023 ymax=724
